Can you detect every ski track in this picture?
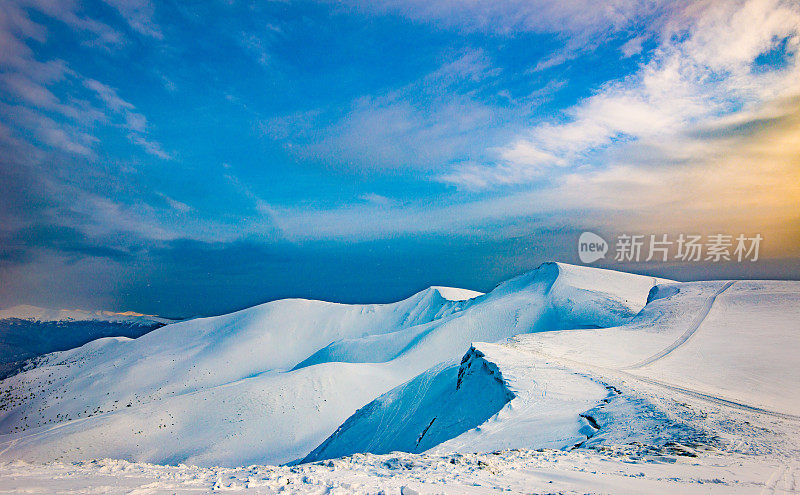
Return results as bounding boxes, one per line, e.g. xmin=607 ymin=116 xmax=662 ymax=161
xmin=534 ymin=350 xmax=800 ymax=423
xmin=619 ymin=372 xmax=800 ymax=422
xmin=604 ymin=279 xmax=800 ymax=421
xmin=761 ymin=461 xmax=799 ymax=495
xmin=623 ymin=280 xmax=736 ymax=370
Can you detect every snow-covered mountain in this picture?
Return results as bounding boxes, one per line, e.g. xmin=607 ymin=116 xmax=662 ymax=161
xmin=0 ymin=305 xmax=173 ymax=325
xmin=0 ymin=262 xmax=798 ymax=483
xmin=0 ymin=263 xmax=665 ymax=466
xmin=0 ymin=305 xmax=172 ymax=377
xmin=305 ymin=278 xmax=800 ymax=463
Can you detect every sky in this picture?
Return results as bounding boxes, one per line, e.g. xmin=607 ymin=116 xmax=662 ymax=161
xmin=0 ymin=0 xmax=799 ymax=317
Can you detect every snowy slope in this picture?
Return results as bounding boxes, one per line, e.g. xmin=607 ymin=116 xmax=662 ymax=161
xmin=295 ymin=262 xmax=665 ymax=372
xmin=0 ymin=305 xmax=172 ymax=376
xmin=1 ymin=264 xmax=798 ymax=494
xmin=0 ymin=263 xmax=665 ymax=466
xmin=303 ymin=347 xmax=516 ymax=462
xmin=512 ymin=280 xmax=800 ymax=415
xmin=303 ymin=343 xmax=608 ymax=462
xmin=307 ymin=278 xmax=800 ymax=463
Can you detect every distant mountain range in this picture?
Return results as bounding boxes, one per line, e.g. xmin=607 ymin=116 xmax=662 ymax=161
xmin=0 ymin=305 xmax=173 ymax=377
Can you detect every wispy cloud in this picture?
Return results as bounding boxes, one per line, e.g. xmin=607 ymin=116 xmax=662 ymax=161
xmin=249 ymin=99 xmax=799 ymax=260
xmin=155 ymin=192 xmax=193 ymax=213
xmin=438 ymin=0 xmax=800 ymax=189
xmin=82 ymin=78 xmax=171 ymax=158
xmin=0 ymin=1 xmax=170 ymax=162
xmin=3 ymin=103 xmax=98 ymax=157
xmin=101 ymin=0 xmax=162 ymax=39
xmin=267 ymin=49 xmax=517 ymax=172
xmin=335 ymin=0 xmax=668 ymax=37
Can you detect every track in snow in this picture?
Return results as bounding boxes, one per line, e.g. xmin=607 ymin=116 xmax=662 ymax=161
xmin=623 ymin=281 xmax=736 ymax=370
xmin=761 ymin=461 xmax=799 ymax=495
xmin=618 ymin=370 xmax=800 ymax=422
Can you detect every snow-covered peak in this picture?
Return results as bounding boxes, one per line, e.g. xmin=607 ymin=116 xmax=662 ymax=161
xmin=0 ymin=304 xmax=173 ymax=325
xmin=0 ymin=263 xmax=704 ymax=467
xmin=425 ymin=286 xmax=482 ymax=301
xmin=491 ymin=262 xmax=672 ymax=310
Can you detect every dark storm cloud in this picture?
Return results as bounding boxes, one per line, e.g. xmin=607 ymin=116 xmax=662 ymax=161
xmin=9 ymin=224 xmax=133 ymax=262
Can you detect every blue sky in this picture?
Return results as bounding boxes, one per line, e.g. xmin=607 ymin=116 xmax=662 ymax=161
xmin=1 ymin=0 xmax=799 ymax=316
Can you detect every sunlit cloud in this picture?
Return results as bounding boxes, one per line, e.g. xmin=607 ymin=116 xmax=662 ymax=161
xmin=248 ymin=95 xmax=800 ymax=258
xmin=438 ymin=0 xmax=800 ymax=190
xmin=1 ymin=0 xmax=799 ymax=314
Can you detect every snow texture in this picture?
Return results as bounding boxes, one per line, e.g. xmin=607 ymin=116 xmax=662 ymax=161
xmin=1 ymin=262 xmax=798 ymax=495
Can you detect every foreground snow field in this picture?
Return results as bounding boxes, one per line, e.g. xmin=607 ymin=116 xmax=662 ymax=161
xmin=0 ymin=262 xmax=798 ymax=493
xmin=1 ymin=447 xmax=794 ymax=495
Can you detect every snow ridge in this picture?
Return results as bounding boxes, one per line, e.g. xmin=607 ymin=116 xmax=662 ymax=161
xmin=302 ymin=345 xmax=516 ymax=463
xmin=0 ymin=263 xmax=672 ymax=466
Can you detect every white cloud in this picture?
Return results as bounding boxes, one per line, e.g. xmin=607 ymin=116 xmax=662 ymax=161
xmin=83 ymin=78 xmax=135 ymax=112
xmin=130 ymin=135 xmax=172 ymax=160
xmin=335 ymin=0 xmax=667 ymax=37
xmin=81 ymin=78 xmax=169 ymax=156
xmin=101 ymin=0 xmax=162 ymax=39
xmin=301 ymin=96 xmax=500 ymax=171
xmin=359 ymin=193 xmax=399 ymax=207
xmin=70 ymin=192 xmax=176 ymax=241
xmin=528 ymin=50 xmax=581 ymax=73
xmin=442 ymin=0 xmax=800 ymax=189
xmin=124 ymin=112 xmax=147 ymax=133
xmin=4 ymin=103 xmax=98 ymax=157
xmin=0 ymin=2 xmax=171 ymax=161
xmin=620 ymin=35 xmax=646 ymax=58
xmin=274 ymin=50 xmax=516 ymax=172
xmin=156 ymin=192 xmax=193 ymax=213
xmin=2 ymin=72 xmax=61 ymax=109
xmin=15 ymin=0 xmax=123 ymax=46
